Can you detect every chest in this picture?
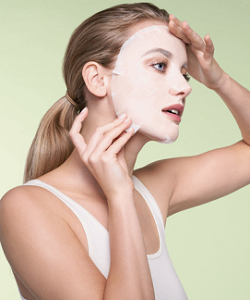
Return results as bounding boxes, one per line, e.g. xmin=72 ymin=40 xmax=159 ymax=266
xmin=67 ymin=189 xmax=162 ymax=256
xmin=64 ymin=190 xmax=188 ymax=300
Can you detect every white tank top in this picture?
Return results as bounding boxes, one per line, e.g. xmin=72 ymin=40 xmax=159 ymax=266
xmin=20 ymin=175 xmax=188 ymax=300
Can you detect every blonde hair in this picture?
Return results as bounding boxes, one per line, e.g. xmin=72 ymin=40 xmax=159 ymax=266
xmin=23 ymin=2 xmax=169 ymax=182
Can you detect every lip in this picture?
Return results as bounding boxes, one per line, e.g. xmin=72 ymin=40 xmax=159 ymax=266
xmin=162 ymin=104 xmax=184 ymax=124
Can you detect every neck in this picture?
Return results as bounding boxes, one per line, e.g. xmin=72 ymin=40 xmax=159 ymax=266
xmin=56 ymin=107 xmax=149 ymax=198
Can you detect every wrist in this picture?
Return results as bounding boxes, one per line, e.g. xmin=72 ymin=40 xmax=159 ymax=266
xmin=106 ymin=189 xmax=135 ymax=210
xmin=107 ymin=190 xmax=134 ymax=203
xmin=104 ymin=178 xmax=134 ymax=202
xmin=211 ymin=71 xmax=231 ymax=93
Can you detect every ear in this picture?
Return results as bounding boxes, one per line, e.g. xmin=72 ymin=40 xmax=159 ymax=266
xmin=82 ymin=62 xmax=109 ymax=98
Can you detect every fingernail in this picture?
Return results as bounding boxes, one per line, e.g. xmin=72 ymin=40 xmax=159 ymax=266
xmin=118 ymin=112 xmax=126 ymax=119
xmin=127 ymin=127 xmax=134 ymax=132
xmin=80 ymin=107 xmax=87 ymax=114
xmin=124 ymin=117 xmax=131 ymax=123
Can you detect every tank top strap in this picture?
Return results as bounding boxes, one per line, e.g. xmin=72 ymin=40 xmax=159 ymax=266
xmin=18 ymin=290 xmax=27 ymax=300
xmin=23 ymin=179 xmax=110 ymax=278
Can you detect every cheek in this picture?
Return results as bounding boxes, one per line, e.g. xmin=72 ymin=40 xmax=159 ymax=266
xmin=111 ymin=68 xmax=149 ymax=112
xmin=112 ymin=68 xmax=169 ymax=109
xmin=111 ymin=70 xmax=179 ymax=143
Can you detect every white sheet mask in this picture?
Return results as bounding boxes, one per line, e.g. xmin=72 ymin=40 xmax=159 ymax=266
xmin=111 ymin=25 xmax=191 ymax=143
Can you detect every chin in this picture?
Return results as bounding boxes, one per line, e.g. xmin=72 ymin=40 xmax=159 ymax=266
xmin=158 ymin=132 xmax=179 ymax=144
xmin=142 ymin=129 xmax=179 ymax=144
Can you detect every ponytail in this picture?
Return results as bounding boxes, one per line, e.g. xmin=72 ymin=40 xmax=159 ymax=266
xmin=23 ymin=96 xmax=78 ymax=182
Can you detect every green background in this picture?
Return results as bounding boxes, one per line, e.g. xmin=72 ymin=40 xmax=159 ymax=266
xmin=1 ymin=0 xmax=249 ymax=299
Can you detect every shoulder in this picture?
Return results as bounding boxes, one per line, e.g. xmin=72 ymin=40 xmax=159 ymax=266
xmin=0 ymin=184 xmax=55 ymax=216
xmin=0 ymin=185 xmax=41 ymax=217
xmin=0 ymin=184 xmax=77 ymax=261
xmin=0 ymin=184 xmax=68 ymax=237
xmin=0 ymin=185 xmax=105 ymax=299
xmin=0 ymin=183 xmax=89 ymax=251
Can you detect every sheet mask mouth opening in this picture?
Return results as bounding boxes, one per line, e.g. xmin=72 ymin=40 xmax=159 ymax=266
xmin=164 ymin=109 xmax=179 ymax=115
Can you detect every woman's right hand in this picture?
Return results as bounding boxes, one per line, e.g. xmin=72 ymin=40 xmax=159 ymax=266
xmin=69 ymin=108 xmax=135 ymax=199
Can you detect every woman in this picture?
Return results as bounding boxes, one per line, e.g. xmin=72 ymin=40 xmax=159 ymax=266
xmin=0 ymin=3 xmax=249 ymax=300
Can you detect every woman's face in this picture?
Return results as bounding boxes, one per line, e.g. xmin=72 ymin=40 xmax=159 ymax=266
xmin=110 ymin=22 xmax=192 ymax=143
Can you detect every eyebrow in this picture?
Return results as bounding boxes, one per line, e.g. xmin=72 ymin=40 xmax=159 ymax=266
xmin=142 ymin=47 xmax=188 ymax=69
xmin=142 ymin=48 xmax=173 ymax=59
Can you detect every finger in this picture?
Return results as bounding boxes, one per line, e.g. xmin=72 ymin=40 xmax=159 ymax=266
xmin=90 ymin=117 xmax=132 ymax=155
xmin=203 ymin=34 xmax=214 ymax=61
xmin=169 ymin=14 xmax=183 ymax=28
xmin=106 ymin=127 xmax=135 ymax=155
xmin=72 ymin=133 xmax=87 ymax=158
xmin=169 ymin=15 xmax=191 ymax=44
xmin=69 ymin=108 xmax=88 ymax=136
xmin=181 ymin=21 xmax=206 ymax=52
xmin=169 ymin=20 xmax=191 ymax=44
xmin=169 ymin=15 xmax=191 ymax=43
xmin=69 ymin=108 xmax=88 ymax=156
xmin=83 ymin=113 xmax=127 ymax=158
xmin=95 ymin=113 xmax=127 ymax=133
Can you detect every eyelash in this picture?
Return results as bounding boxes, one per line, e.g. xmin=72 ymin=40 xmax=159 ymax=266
xmin=152 ymin=61 xmax=167 ymax=72
xmin=183 ymin=73 xmax=191 ymax=82
xmin=152 ymin=61 xmax=191 ymax=82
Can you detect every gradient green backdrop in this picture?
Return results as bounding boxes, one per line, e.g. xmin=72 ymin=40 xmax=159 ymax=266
xmin=1 ymin=0 xmax=249 ymax=299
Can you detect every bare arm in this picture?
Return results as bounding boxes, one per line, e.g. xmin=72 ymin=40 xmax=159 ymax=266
xmin=168 ymin=15 xmax=250 ymax=146
xmin=105 ymin=191 xmax=154 ymax=299
xmin=213 ymin=75 xmax=250 ymax=145
xmin=0 ymin=187 xmax=107 ymax=300
xmin=139 ymin=17 xmax=250 ymax=217
xmin=69 ymin=110 xmax=154 ymax=299
xmin=0 ymin=111 xmax=155 ymax=300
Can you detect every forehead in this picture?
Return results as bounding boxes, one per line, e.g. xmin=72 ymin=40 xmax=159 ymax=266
xmin=113 ymin=25 xmax=187 ymax=73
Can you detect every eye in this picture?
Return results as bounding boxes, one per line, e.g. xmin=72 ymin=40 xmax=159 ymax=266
xmin=152 ymin=61 xmax=167 ymax=73
xmin=183 ymin=72 xmax=191 ymax=82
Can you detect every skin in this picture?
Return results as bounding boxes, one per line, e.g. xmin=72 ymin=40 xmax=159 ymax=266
xmin=111 ymin=24 xmax=192 ymax=143
xmin=0 ymin=17 xmax=250 ymax=300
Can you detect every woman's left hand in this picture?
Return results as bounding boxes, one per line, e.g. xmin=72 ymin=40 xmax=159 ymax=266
xmin=168 ymin=14 xmax=226 ymax=90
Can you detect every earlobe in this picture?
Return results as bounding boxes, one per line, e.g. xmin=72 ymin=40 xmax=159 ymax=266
xmin=82 ymin=62 xmax=108 ymax=98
